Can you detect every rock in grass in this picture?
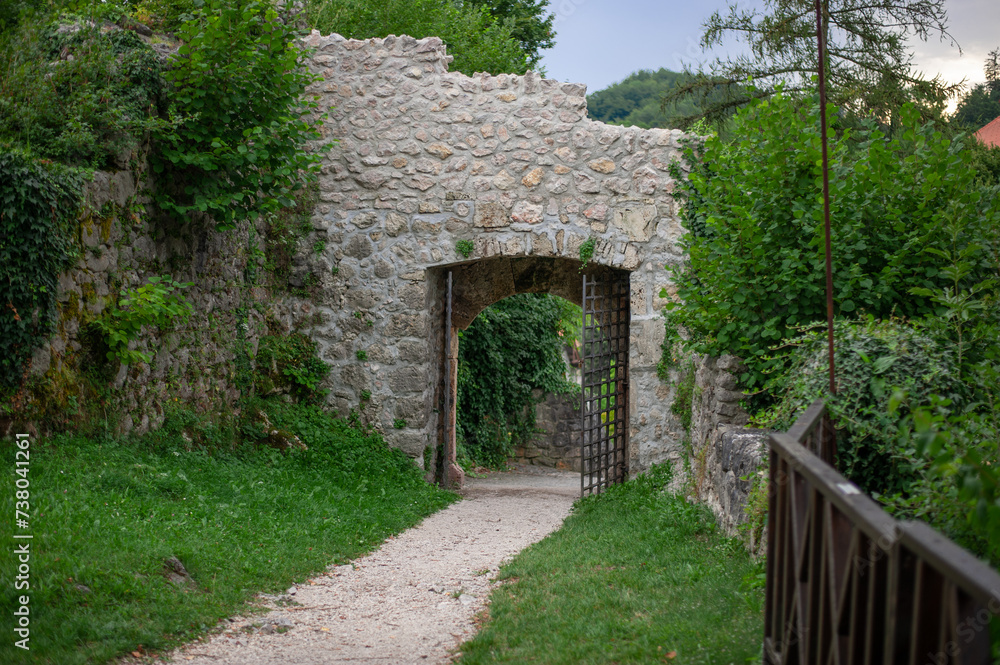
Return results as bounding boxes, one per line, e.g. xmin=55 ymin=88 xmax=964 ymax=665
xmin=163 ymin=556 xmax=195 ymax=589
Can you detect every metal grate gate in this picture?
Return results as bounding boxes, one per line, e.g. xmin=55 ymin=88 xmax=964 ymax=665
xmin=580 ymin=272 xmax=630 ymax=496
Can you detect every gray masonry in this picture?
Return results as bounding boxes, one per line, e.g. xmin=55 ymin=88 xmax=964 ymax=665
xmin=298 ymin=31 xmax=692 ymax=478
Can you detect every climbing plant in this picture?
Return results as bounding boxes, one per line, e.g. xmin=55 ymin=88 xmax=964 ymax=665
xmin=457 ymin=293 xmax=579 ymax=468
xmin=0 ymin=149 xmax=85 ymax=390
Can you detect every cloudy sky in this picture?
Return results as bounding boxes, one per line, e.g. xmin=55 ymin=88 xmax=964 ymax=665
xmin=538 ymin=0 xmax=1000 ymax=107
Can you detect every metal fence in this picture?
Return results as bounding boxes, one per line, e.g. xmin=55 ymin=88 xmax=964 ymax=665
xmin=764 ymin=400 xmax=1000 ymax=664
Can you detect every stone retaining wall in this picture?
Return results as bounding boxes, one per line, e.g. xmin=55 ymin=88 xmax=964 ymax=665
xmin=687 ymin=353 xmax=768 ymax=552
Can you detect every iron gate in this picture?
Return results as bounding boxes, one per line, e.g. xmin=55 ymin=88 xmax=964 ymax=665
xmin=580 ymin=272 xmax=630 ymax=496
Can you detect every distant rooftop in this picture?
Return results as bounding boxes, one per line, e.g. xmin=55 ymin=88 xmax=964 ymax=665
xmin=975 ymin=115 xmax=1000 ymax=149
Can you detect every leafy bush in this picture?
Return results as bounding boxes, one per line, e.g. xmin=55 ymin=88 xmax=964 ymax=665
xmin=457 ymin=294 xmax=579 ymax=468
xmin=303 ymin=0 xmax=531 ymax=76
xmin=153 ymin=0 xmax=325 ymax=229
xmin=757 ymin=318 xmax=963 ymax=496
xmin=0 ymin=18 xmax=168 ymax=168
xmin=0 ymin=149 xmax=85 ymax=390
xmin=664 ymin=91 xmax=1000 ymax=392
xmin=253 ymin=333 xmax=331 ymax=401
xmin=92 ymin=275 xmax=194 ymax=365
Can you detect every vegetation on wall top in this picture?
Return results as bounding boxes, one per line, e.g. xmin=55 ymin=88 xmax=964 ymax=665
xmin=0 ymin=0 xmax=331 ymax=390
xmin=302 ymin=0 xmax=548 ymax=76
xmin=0 ymin=17 xmax=169 ymax=169
xmin=153 ymin=0 xmax=327 ymax=229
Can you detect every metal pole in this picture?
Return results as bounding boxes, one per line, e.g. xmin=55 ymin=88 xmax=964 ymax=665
xmin=814 ymin=0 xmax=837 ymax=395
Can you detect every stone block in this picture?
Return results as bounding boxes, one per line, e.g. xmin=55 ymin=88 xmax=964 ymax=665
xmin=387 ymin=429 xmax=427 ymax=458
xmin=386 ymin=312 xmax=426 ymax=337
xmin=588 ymin=158 xmax=616 ymax=174
xmin=388 ymin=366 xmax=425 ymax=393
xmin=398 ymin=339 xmax=426 ymax=361
xmin=492 ymin=170 xmax=516 ymax=190
xmin=474 ymin=202 xmax=511 ymax=228
xmin=342 ymin=234 xmax=374 ymax=258
xmin=511 ymin=201 xmax=543 ymax=224
xmin=521 ymin=167 xmax=544 ymax=188
xmin=384 ymin=212 xmax=408 ymax=236
xmin=612 ymin=204 xmax=656 ymax=242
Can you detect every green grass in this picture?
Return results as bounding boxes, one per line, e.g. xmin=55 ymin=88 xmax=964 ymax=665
xmin=0 ymin=401 xmax=456 ymax=664
xmin=457 ymin=465 xmax=764 ymax=665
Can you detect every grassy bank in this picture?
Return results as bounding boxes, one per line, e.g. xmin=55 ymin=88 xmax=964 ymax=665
xmin=0 ymin=401 xmax=456 ymax=664
xmin=457 ymin=466 xmax=764 ymax=665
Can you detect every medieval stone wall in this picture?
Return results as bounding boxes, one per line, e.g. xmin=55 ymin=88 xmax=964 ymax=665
xmin=298 ymin=31 xmax=691 ymax=472
xmin=20 ymin=165 xmax=309 ymax=435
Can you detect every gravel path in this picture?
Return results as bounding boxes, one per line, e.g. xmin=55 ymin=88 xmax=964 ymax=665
xmin=170 ymin=466 xmax=578 ymax=664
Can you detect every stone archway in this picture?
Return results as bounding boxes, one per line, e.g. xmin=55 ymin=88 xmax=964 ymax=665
xmin=301 ymin=31 xmax=691 ymax=481
xmin=427 ymin=257 xmax=625 ymax=486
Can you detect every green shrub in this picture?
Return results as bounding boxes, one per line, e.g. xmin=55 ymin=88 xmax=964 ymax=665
xmin=153 ymin=0 xmax=325 ymax=229
xmin=664 ymin=91 xmax=1000 ymax=392
xmin=756 ymin=318 xmax=963 ymax=497
xmin=890 ymin=400 xmax=1000 ymax=565
xmin=0 ymin=17 xmax=168 ymax=168
xmin=253 ymin=333 xmax=330 ymax=401
xmin=92 ymin=275 xmax=194 ymax=365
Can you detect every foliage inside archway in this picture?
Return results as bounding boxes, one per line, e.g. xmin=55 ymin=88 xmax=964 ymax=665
xmin=457 ymin=293 xmax=580 ymax=469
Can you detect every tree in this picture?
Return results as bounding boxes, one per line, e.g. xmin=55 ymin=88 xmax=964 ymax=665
xmin=587 ymin=68 xmax=691 ymax=128
xmin=665 ymin=0 xmax=960 ymax=128
xmin=465 ymin=0 xmax=554 ymax=70
xmin=953 ymin=47 xmax=1000 ymax=130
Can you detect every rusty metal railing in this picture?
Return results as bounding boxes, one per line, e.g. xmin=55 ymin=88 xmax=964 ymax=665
xmin=764 ymin=400 xmax=1000 ymax=664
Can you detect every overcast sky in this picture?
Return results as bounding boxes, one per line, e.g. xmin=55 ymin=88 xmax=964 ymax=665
xmin=539 ymin=0 xmax=1000 ymax=108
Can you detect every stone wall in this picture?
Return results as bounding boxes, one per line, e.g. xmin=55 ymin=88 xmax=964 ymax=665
xmin=298 ymin=31 xmax=692 ymax=474
xmin=17 ymin=164 xmax=310 ymax=435
xmin=514 ymin=389 xmax=582 ymax=471
xmin=686 ymin=354 xmax=768 ymax=551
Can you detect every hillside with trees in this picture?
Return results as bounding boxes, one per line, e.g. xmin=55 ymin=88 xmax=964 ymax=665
xmin=586 ymin=68 xmax=694 ymax=128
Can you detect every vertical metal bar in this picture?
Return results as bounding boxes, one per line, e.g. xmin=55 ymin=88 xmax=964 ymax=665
xmin=581 ymin=273 xmax=587 ymax=499
xmin=814 ymin=0 xmax=837 ymax=395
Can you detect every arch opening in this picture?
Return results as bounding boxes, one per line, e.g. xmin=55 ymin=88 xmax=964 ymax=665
xmin=426 ymin=257 xmax=631 ymax=488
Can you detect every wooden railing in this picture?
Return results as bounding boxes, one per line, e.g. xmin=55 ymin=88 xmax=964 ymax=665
xmin=764 ymin=400 xmax=1000 ymax=664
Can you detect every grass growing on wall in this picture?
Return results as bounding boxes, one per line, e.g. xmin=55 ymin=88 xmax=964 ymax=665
xmin=0 ymin=400 xmax=456 ymax=664
xmin=457 ymin=465 xmax=765 ymax=665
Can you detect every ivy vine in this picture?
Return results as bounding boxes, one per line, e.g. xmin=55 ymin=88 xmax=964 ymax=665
xmin=457 ymin=294 xmax=580 ymax=468
xmin=0 ymin=149 xmax=84 ymax=390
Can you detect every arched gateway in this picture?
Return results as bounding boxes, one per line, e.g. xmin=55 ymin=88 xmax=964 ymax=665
xmin=302 ymin=31 xmax=688 ymax=487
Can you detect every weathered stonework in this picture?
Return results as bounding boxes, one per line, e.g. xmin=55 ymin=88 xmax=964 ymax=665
xmin=19 ymin=165 xmax=305 ymax=435
xmin=514 ymin=389 xmax=582 ymax=472
xmin=686 ymin=353 xmax=767 ymax=551
xmin=299 ymin=31 xmax=690 ymax=475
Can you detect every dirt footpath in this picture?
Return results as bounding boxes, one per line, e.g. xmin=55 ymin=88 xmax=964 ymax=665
xmin=170 ymin=466 xmax=578 ymax=664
